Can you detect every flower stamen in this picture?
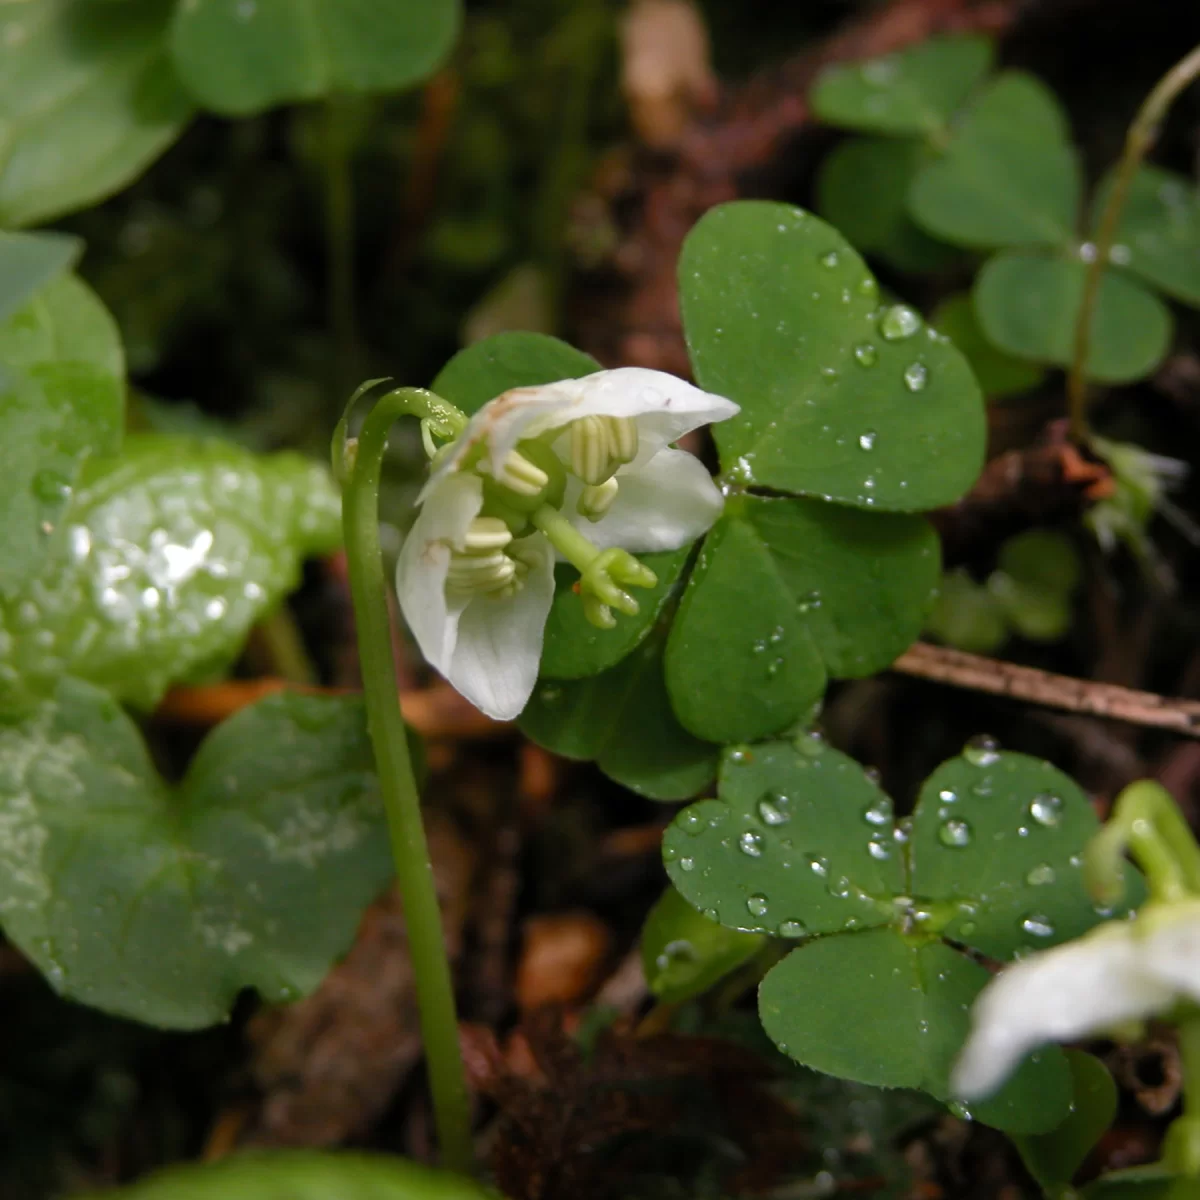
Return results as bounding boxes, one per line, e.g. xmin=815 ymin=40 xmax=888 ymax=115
xmin=577 ymin=478 xmax=619 ymax=521
xmin=568 ymin=416 xmax=639 ymax=485
xmin=478 ymin=447 xmax=551 ymax=496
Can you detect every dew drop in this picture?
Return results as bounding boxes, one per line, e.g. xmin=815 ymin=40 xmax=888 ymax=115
xmin=680 ymin=811 xmax=705 ymax=835
xmin=663 ymin=845 xmax=678 ymax=862
xmin=739 ymin=830 xmax=765 ymax=858
xmin=1110 ymin=243 xmax=1132 ymax=266
xmin=938 ymin=818 xmax=972 ymax=848
xmin=758 ymin=794 xmax=791 ymax=826
xmin=827 ymin=875 xmax=851 ymax=898
xmin=853 ymin=342 xmax=878 ymax=367
xmin=728 ymin=747 xmax=751 ymax=765
xmin=938 ymin=788 xmax=957 ymax=804
xmin=868 ymin=837 xmax=891 ymax=861
xmin=1021 ymin=913 xmax=1055 ymax=938
xmin=679 ymin=856 xmax=695 ymax=872
xmin=778 ymin=919 xmax=807 ymax=938
xmin=702 ymin=907 xmax=719 ymax=922
xmin=862 ymin=799 xmax=892 ymax=826
xmin=880 ymin=304 xmax=922 ymax=341
xmin=820 ymin=365 xmax=839 ymax=381
xmin=797 ymin=730 xmax=826 ymax=758
xmin=863 ymin=766 xmax=882 ymax=785
xmin=1029 ymin=793 xmax=1063 ymax=827
xmin=808 ymin=855 xmax=829 ymax=877
xmin=747 ymin=893 xmax=769 ymax=917
xmin=858 ymin=430 xmax=877 ymax=451
xmin=819 ymin=250 xmax=840 ymax=268
xmin=963 ymin=734 xmax=1001 ymax=767
xmin=1026 ymin=863 xmax=1056 ymax=886
xmin=858 ymin=276 xmax=878 ymax=300
xmin=903 ymin=362 xmax=929 ymax=392
xmin=655 ymin=939 xmax=697 ymax=973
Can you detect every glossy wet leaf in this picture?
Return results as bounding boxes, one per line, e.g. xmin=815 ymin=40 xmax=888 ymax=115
xmin=170 ymin=0 xmax=461 ymax=115
xmin=909 ymin=748 xmax=1128 ymax=960
xmin=974 ymin=251 xmax=1172 ymax=384
xmin=0 ymin=231 xmax=81 ymax=326
xmin=757 ymin=929 xmax=1072 ymax=1133
xmin=664 ymin=740 xmax=904 ymax=936
xmin=0 ymin=436 xmax=342 ymax=710
xmin=431 ymin=331 xmax=600 ymax=417
xmin=520 ymin=628 xmax=716 ymax=802
xmin=680 ymin=202 xmax=985 ymax=510
xmin=816 ymin=137 xmax=960 ymax=273
xmin=0 ymin=681 xmax=393 ymax=1029
xmin=0 ymin=275 xmax=125 ymax=599
xmin=908 ymin=73 xmax=1080 ymax=250
xmin=811 ymin=35 xmax=993 ymax=137
xmin=0 ymin=0 xmax=193 ymax=227
xmin=641 ymin=885 xmax=764 ymax=1004
xmin=665 ymin=497 xmax=938 ymax=743
xmin=541 ymin=547 xmax=689 ymax=679
xmin=1096 ymin=165 xmax=1200 ymax=308
xmin=1015 ymin=1050 xmax=1117 ymax=1189
xmin=932 ymin=294 xmax=1045 ymax=398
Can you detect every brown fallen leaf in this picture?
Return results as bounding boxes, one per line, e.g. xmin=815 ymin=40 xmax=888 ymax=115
xmin=515 ymin=912 xmax=613 ymax=1013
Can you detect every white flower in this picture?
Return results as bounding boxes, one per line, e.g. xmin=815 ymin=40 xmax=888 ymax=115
xmin=397 ymin=368 xmax=738 ymax=720
xmin=952 ymin=901 xmax=1200 ymax=1101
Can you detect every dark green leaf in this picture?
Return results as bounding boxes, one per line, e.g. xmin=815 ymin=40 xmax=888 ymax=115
xmin=0 ymin=435 xmax=342 ymax=709
xmin=757 ymin=929 xmax=1072 ymax=1133
xmin=520 ymin=627 xmax=716 ymax=801
xmin=908 ymin=73 xmax=1080 ymax=250
xmin=431 ymin=331 xmax=600 ymax=417
xmin=974 ymin=251 xmax=1172 ymax=384
xmin=1085 ymin=1168 xmax=1200 ymax=1199
xmin=663 ymin=740 xmax=904 ymax=936
xmin=0 ymin=274 xmax=124 ymax=598
xmin=1015 ymin=1050 xmax=1117 ymax=1189
xmin=0 ymin=680 xmax=393 ymax=1029
xmin=815 ymin=137 xmax=960 ymax=273
xmin=0 ymin=231 xmax=81 ymax=325
xmin=98 ymin=1150 xmax=494 ymax=1199
xmin=641 ymin=885 xmax=764 ymax=1005
xmin=665 ymin=497 xmax=938 ymax=743
xmin=931 ymin=293 xmax=1045 ymax=398
xmin=811 ymin=35 xmax=993 ymax=137
xmin=169 ymin=0 xmax=461 ymax=116
xmin=909 ymin=748 xmax=1127 ymax=960
xmin=0 ymin=0 xmax=193 ymax=227
xmin=541 ymin=547 xmax=690 ymax=680
xmin=680 ymin=201 xmax=985 ymax=510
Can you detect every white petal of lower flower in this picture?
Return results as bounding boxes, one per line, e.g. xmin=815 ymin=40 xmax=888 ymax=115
xmin=447 ymin=533 xmax=555 ymax=719
xmin=951 ymin=923 xmax=1174 ymax=1101
xmin=567 ymin=447 xmax=725 ymax=552
xmin=1139 ymin=900 xmax=1200 ymax=1002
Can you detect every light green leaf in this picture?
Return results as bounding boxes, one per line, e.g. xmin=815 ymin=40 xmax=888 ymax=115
xmin=811 ymin=35 xmax=993 ymax=137
xmin=974 ymin=251 xmax=1172 ymax=384
xmin=1096 ymin=164 xmax=1200 ymax=308
xmin=925 ymin=569 xmax=1007 ymax=655
xmin=641 ymin=885 xmax=764 ymax=1005
xmin=1015 ymin=1050 xmax=1117 ymax=1190
xmin=0 ymin=436 xmax=342 ymax=709
xmin=680 ymin=201 xmax=985 ymax=510
xmin=169 ymin=0 xmax=462 ymax=116
xmin=0 ymin=231 xmax=81 ymax=325
xmin=908 ymin=73 xmax=1080 ymax=250
xmin=0 ymin=274 xmax=125 ymax=598
xmin=816 ymin=137 xmax=960 ymax=273
xmin=987 ymin=528 xmax=1080 ymax=642
xmin=0 ymin=0 xmax=193 ymax=227
xmin=102 ymin=1151 xmax=494 ymax=1200
xmin=757 ymin=930 xmax=1072 ymax=1133
xmin=664 ymin=740 xmax=904 ymax=936
xmin=908 ymin=748 xmax=1130 ymax=960
xmin=0 ymin=680 xmax=393 ymax=1029
xmin=665 ymin=497 xmax=938 ymax=743
xmin=931 ymin=293 xmax=1045 ymax=398
xmin=431 ymin=331 xmax=600 ymax=418
xmin=520 ymin=627 xmax=716 ymax=802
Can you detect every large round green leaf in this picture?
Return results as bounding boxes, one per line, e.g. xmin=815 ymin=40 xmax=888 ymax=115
xmin=0 ymin=275 xmax=124 ymax=599
xmin=664 ymin=740 xmax=904 ymax=936
xmin=520 ymin=627 xmax=716 ymax=801
xmin=169 ymin=0 xmax=462 ymax=116
xmin=1095 ymin=165 xmax=1200 ymax=308
xmin=0 ymin=231 xmax=81 ymax=326
xmin=974 ymin=251 xmax=1172 ymax=384
xmin=0 ymin=436 xmax=342 ymax=709
xmin=0 ymin=681 xmax=393 ymax=1029
xmin=665 ymin=497 xmax=938 ymax=743
xmin=680 ymin=201 xmax=985 ymax=510
xmin=0 ymin=0 xmax=193 ymax=227
xmin=931 ymin=293 xmax=1045 ymax=398
xmin=908 ymin=73 xmax=1080 ymax=250
xmin=757 ymin=930 xmax=1072 ymax=1133
xmin=99 ymin=1151 xmax=492 ymax=1199
xmin=811 ymin=35 xmax=993 ymax=137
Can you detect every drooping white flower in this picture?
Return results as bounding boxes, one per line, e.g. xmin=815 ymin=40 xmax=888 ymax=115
xmin=397 ymin=368 xmax=738 ymax=720
xmin=952 ymin=901 xmax=1200 ymax=1101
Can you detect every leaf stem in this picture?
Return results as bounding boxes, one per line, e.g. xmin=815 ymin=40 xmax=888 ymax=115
xmin=1163 ymin=1009 xmax=1200 ymax=1176
xmin=530 ymin=502 xmax=602 ymax=571
xmin=338 ymin=386 xmax=474 ymax=1174
xmin=1066 ymin=41 xmax=1200 ymax=442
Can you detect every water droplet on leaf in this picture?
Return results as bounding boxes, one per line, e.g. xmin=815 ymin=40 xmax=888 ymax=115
xmin=739 ymin=831 xmax=765 ymax=857
xmin=758 ymin=794 xmax=791 ymax=826
xmin=1021 ymin=913 xmax=1055 ymax=938
xmin=747 ymin=894 xmax=769 ymax=917
xmin=1029 ymin=793 xmax=1063 ymax=827
xmin=938 ymin=818 xmax=972 ymax=848
xmin=903 ymin=362 xmax=928 ymax=392
xmin=963 ymin=734 xmax=1001 ymax=767
xmin=880 ymin=304 xmax=921 ymax=341
xmin=853 ymin=342 xmax=877 ymax=367
xmin=858 ymin=430 xmax=877 ymax=451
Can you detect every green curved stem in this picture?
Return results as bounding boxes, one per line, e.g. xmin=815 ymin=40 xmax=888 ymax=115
xmin=1067 ymin=41 xmax=1200 ymax=442
xmin=1163 ymin=1010 xmax=1200 ymax=1176
xmin=337 ymin=386 xmax=473 ymax=1173
xmin=1084 ymin=780 xmax=1200 ymax=907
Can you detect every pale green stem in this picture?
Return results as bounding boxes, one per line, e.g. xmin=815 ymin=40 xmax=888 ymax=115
xmin=1067 ymin=42 xmax=1200 ymax=442
xmin=337 ymin=386 xmax=473 ymax=1173
xmin=1163 ymin=1010 xmax=1200 ymax=1176
xmin=529 ymin=501 xmax=603 ymax=571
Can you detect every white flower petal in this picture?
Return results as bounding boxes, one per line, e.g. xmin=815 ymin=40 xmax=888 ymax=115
xmin=951 ymin=923 xmax=1173 ymax=1101
xmin=395 ymin=473 xmax=483 ymax=673
xmin=566 ymin=447 xmax=724 ymax=552
xmin=1139 ymin=901 xmax=1200 ymax=1001
xmin=447 ymin=533 xmax=555 ymax=719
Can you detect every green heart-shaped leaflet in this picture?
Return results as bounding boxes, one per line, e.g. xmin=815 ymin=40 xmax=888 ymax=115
xmin=680 ymin=201 xmax=985 ymax=511
xmin=0 ymin=0 xmax=194 ymax=228
xmin=170 ymin=0 xmax=461 ymax=116
xmin=0 ymin=232 xmax=81 ymax=326
xmin=0 ymin=681 xmax=395 ymax=1029
xmin=931 ymin=293 xmax=1045 ymax=398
